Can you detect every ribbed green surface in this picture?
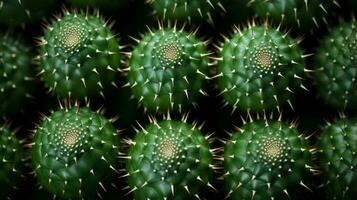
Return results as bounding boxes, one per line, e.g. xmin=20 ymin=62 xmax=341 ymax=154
xmin=40 ymin=12 xmax=121 ymax=98
xmin=126 ymin=120 xmax=214 ymax=200
xmin=128 ymin=28 xmax=209 ymax=112
xmin=319 ymin=118 xmax=357 ymax=200
xmin=32 ymin=107 xmax=119 ymax=199
xmin=217 ymin=25 xmax=305 ymax=112
xmin=223 ymin=120 xmax=313 ymax=199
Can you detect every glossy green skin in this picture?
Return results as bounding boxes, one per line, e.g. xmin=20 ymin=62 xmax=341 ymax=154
xmin=40 ymin=13 xmax=121 ymax=98
xmin=250 ymin=0 xmax=335 ymax=31
xmin=151 ymin=0 xmax=219 ymax=21
xmin=0 ymin=34 xmax=35 ymax=115
xmin=0 ymin=127 xmax=24 ymax=199
xmin=223 ymin=121 xmax=312 ymax=199
xmin=0 ymin=0 xmax=57 ymax=26
xmin=218 ymin=26 xmax=305 ymax=112
xmin=128 ymin=28 xmax=209 ymax=112
xmin=314 ymin=21 xmax=357 ymax=109
xmin=67 ymin=0 xmax=127 ymax=13
xmin=126 ymin=120 xmax=213 ymax=200
xmin=319 ymin=118 xmax=357 ymax=200
xmin=32 ymin=107 xmax=119 ymax=199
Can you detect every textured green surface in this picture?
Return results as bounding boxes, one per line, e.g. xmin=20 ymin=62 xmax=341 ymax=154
xmin=128 ymin=28 xmax=209 ymax=113
xmin=0 ymin=126 xmax=24 ymax=199
xmin=0 ymin=34 xmax=35 ymax=115
xmin=217 ymin=25 xmax=306 ymax=112
xmin=40 ymin=12 xmax=121 ymax=98
xmin=126 ymin=120 xmax=214 ymax=200
xmin=318 ymin=117 xmax=357 ymax=200
xmin=223 ymin=120 xmax=313 ymax=199
xmin=32 ymin=107 xmax=119 ymax=199
xmin=314 ymin=21 xmax=357 ymax=109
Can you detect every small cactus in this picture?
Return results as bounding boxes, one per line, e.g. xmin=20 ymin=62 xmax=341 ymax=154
xmin=217 ymin=23 xmax=307 ymax=113
xmin=223 ymin=120 xmax=314 ymax=199
xmin=318 ymin=117 xmax=357 ymax=200
xmin=32 ymin=107 xmax=120 ymax=199
xmin=125 ymin=119 xmax=215 ymax=199
xmin=127 ymin=25 xmax=210 ymax=113
xmin=39 ymin=11 xmax=121 ymax=99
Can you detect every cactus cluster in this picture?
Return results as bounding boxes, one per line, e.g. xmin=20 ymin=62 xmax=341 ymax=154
xmin=32 ymin=107 xmax=120 ymax=199
xmin=127 ymin=26 xmax=210 ymax=113
xmin=39 ymin=12 xmax=121 ymax=99
xmin=125 ymin=119 xmax=215 ymax=199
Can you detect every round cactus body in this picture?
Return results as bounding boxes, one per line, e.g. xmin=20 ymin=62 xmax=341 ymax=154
xmin=0 ymin=0 xmax=57 ymax=26
xmin=40 ymin=12 xmax=121 ymax=98
xmin=223 ymin=120 xmax=313 ymax=199
xmin=32 ymin=107 xmax=120 ymax=199
xmin=314 ymin=21 xmax=357 ymax=110
xmin=128 ymin=27 xmax=210 ymax=113
xmin=217 ymin=25 xmax=306 ymax=112
xmin=0 ymin=126 xmax=24 ymax=199
xmin=318 ymin=118 xmax=357 ymax=200
xmin=0 ymin=34 xmax=35 ymax=115
xmin=126 ymin=120 xmax=214 ymax=200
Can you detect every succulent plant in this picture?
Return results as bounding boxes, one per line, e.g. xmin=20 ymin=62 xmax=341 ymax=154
xmin=39 ymin=11 xmax=121 ymax=99
xmin=217 ymin=24 xmax=307 ymax=113
xmin=0 ymin=34 xmax=35 ymax=115
xmin=0 ymin=126 xmax=24 ymax=199
xmin=223 ymin=120 xmax=314 ymax=199
xmin=0 ymin=0 xmax=58 ymax=27
xmin=125 ymin=119 xmax=215 ymax=200
xmin=318 ymin=117 xmax=357 ymax=200
xmin=67 ymin=0 xmax=127 ymax=13
xmin=314 ymin=20 xmax=357 ymax=110
xmin=32 ymin=107 xmax=120 ymax=199
xmin=127 ymin=26 xmax=210 ymax=113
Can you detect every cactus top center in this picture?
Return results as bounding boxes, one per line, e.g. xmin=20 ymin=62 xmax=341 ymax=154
xmin=56 ymin=23 xmax=88 ymax=53
xmin=256 ymin=136 xmax=287 ymax=165
xmin=252 ymin=47 xmax=278 ymax=72
xmin=158 ymin=42 xmax=183 ymax=66
xmin=62 ymin=129 xmax=79 ymax=147
xmin=159 ymin=137 xmax=178 ymax=158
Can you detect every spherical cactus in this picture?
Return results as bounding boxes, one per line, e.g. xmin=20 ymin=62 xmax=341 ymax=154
xmin=0 ymin=34 xmax=35 ymax=115
xmin=318 ymin=117 xmax=357 ymax=200
xmin=32 ymin=107 xmax=120 ymax=199
xmin=127 ymin=26 xmax=210 ymax=113
xmin=223 ymin=120 xmax=314 ymax=199
xmin=217 ymin=24 xmax=307 ymax=113
xmin=125 ymin=119 xmax=215 ymax=200
xmin=0 ymin=126 xmax=24 ymax=199
xmin=39 ymin=12 xmax=121 ymax=98
xmin=314 ymin=20 xmax=357 ymax=110
xmin=67 ymin=0 xmax=127 ymax=13
xmin=0 ymin=0 xmax=57 ymax=27
xmin=248 ymin=0 xmax=338 ymax=31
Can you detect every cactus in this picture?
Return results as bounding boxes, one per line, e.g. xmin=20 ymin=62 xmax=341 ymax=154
xmin=127 ymin=26 xmax=210 ymax=113
xmin=32 ymin=107 xmax=120 ymax=199
xmin=39 ymin=11 xmax=121 ymax=99
xmin=0 ymin=0 xmax=57 ymax=27
xmin=314 ymin=20 xmax=357 ymax=110
xmin=223 ymin=120 xmax=314 ymax=199
xmin=0 ymin=34 xmax=35 ymax=115
xmin=217 ymin=24 xmax=307 ymax=113
xmin=248 ymin=0 xmax=338 ymax=31
xmin=125 ymin=119 xmax=215 ymax=200
xmin=0 ymin=126 xmax=24 ymax=199
xmin=318 ymin=117 xmax=357 ymax=200
xmin=67 ymin=0 xmax=127 ymax=13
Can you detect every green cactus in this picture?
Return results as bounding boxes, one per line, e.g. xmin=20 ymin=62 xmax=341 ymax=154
xmin=0 ymin=0 xmax=58 ymax=27
xmin=127 ymin=26 xmax=210 ymax=113
xmin=318 ymin=117 xmax=357 ymax=200
xmin=0 ymin=34 xmax=35 ymax=115
xmin=217 ymin=24 xmax=307 ymax=113
xmin=39 ymin=12 xmax=121 ymax=98
xmin=32 ymin=107 xmax=120 ymax=199
xmin=314 ymin=21 xmax=357 ymax=110
xmin=125 ymin=119 xmax=215 ymax=200
xmin=67 ymin=0 xmax=127 ymax=13
xmin=0 ymin=126 xmax=24 ymax=199
xmin=223 ymin=120 xmax=314 ymax=199
xmin=148 ymin=0 xmax=225 ymax=23
xmin=248 ymin=0 xmax=338 ymax=31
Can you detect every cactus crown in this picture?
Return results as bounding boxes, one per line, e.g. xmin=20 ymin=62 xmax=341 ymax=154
xmin=56 ymin=22 xmax=88 ymax=53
